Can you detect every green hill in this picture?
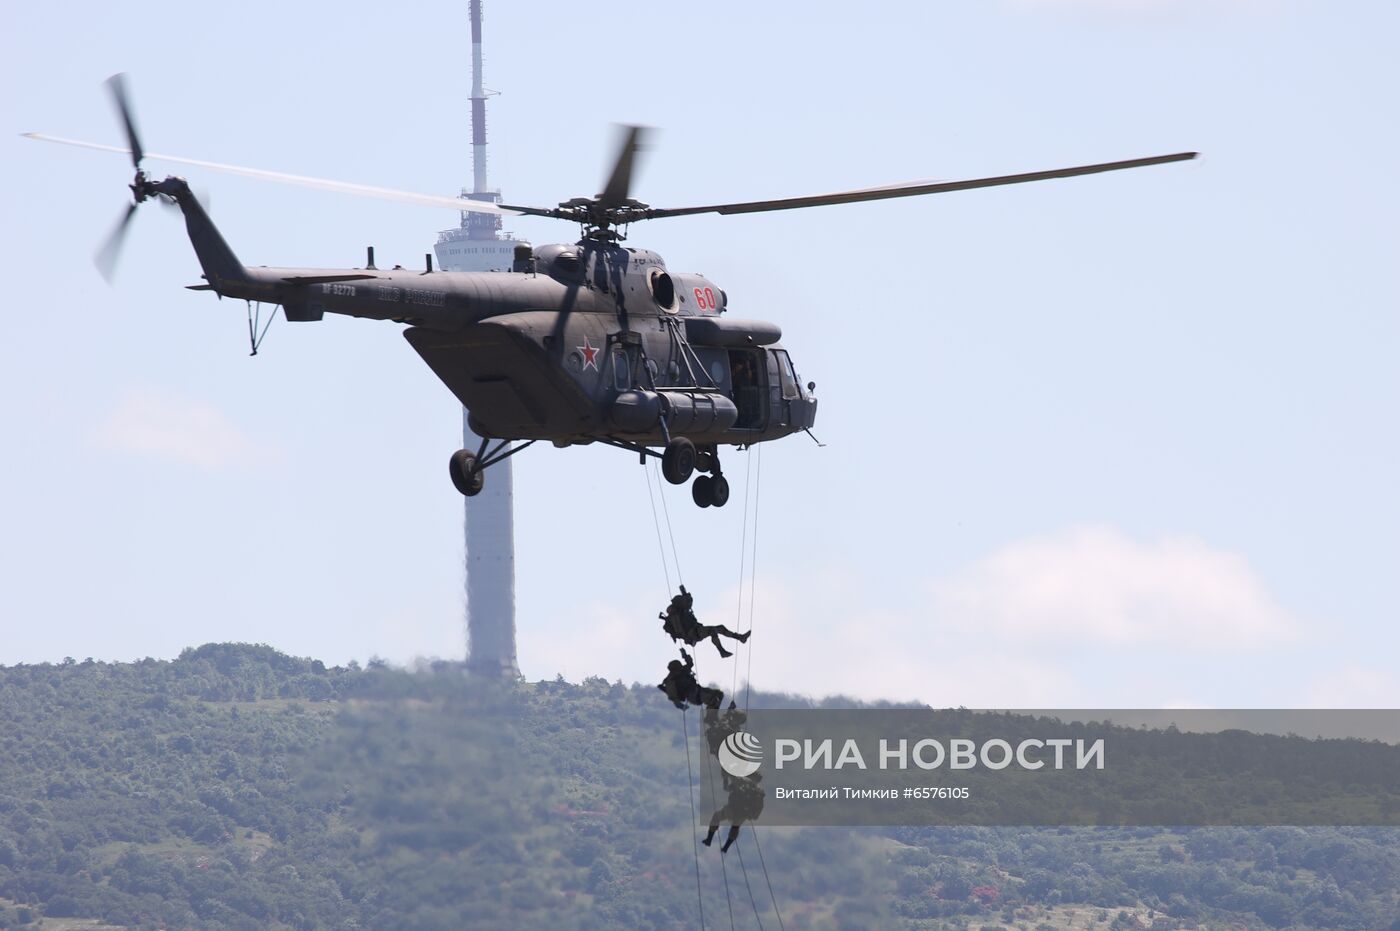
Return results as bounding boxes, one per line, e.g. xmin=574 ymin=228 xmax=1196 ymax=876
xmin=0 ymin=644 xmax=1397 ymax=930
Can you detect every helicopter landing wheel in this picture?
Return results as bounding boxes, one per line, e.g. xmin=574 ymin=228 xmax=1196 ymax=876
xmin=449 ymin=449 xmax=485 ymax=497
xmin=708 ymin=474 xmax=730 ymax=508
xmin=690 ymin=473 xmax=729 ymax=508
xmin=695 ymin=445 xmax=716 ymax=474
xmin=662 ymin=437 xmax=696 ymax=485
xmin=692 ymin=475 xmax=714 ymax=508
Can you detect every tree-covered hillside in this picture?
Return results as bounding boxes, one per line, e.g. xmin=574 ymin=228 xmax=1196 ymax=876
xmin=0 ymin=645 xmax=1397 ymax=930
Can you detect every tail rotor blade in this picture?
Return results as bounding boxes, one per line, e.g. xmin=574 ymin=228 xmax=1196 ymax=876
xmin=104 ymin=73 xmax=144 ymax=169
xmin=94 ymin=202 xmax=138 ymax=283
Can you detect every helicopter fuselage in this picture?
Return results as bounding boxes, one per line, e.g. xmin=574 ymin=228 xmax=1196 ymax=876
xmin=177 ymin=180 xmax=816 ymax=454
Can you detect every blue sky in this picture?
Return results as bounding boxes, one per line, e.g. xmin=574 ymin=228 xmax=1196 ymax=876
xmin=2 ymin=0 xmax=1396 ymax=707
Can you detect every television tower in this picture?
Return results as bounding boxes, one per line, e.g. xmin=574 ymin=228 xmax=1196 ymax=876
xmin=433 ymin=0 xmax=523 ymax=678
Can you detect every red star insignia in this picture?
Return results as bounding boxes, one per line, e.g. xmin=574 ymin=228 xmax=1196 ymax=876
xmin=577 ymin=335 xmax=600 ymax=371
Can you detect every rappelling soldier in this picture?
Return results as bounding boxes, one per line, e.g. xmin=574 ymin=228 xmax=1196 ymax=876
xmin=705 ymin=700 xmax=750 ymax=789
xmin=704 ymin=700 xmax=747 ymax=755
xmin=660 ymin=585 xmax=750 ymax=658
xmin=657 ymin=649 xmax=724 ymax=710
xmin=702 ymin=771 xmax=765 ymax=852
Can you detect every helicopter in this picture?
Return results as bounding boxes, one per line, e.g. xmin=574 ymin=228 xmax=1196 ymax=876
xmin=25 ymin=75 xmax=1195 ymax=509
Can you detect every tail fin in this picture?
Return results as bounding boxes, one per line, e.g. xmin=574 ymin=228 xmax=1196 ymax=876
xmin=156 ymin=176 xmax=248 ymax=290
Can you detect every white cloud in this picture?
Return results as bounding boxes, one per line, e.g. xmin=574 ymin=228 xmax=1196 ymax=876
xmin=708 ymin=573 xmax=1091 ymax=708
xmin=93 ymin=388 xmax=280 ymax=470
xmin=931 ymin=525 xmax=1298 ymax=651
xmin=1302 ymin=665 xmax=1400 ymax=708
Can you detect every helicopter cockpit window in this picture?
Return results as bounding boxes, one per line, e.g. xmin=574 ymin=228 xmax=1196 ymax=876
xmin=612 ymin=348 xmax=631 ymax=391
xmin=775 ymin=350 xmax=800 ymax=401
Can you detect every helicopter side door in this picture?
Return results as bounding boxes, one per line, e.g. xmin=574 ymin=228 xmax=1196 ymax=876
xmin=727 ymin=349 xmax=766 ymax=430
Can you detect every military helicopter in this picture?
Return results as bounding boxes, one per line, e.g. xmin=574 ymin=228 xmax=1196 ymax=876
xmin=26 ymin=76 xmax=1195 ymax=508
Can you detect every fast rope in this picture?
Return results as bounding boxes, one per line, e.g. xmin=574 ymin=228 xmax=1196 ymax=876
xmin=744 ymin=445 xmax=763 ymax=713
xmin=682 ymin=708 xmax=707 ymax=931
xmin=730 ymin=445 xmax=784 ymax=931
xmin=700 ymin=732 xmax=737 ymax=931
xmin=654 ymin=460 xmax=684 ymax=587
xmin=730 ymin=446 xmax=756 ymax=701
xmin=653 ymin=466 xmax=722 ymax=928
xmin=702 ymin=661 xmax=778 ymax=931
xmin=643 ymin=461 xmax=675 ymax=596
xmin=734 ymin=844 xmax=766 ymax=931
xmin=752 ymin=829 xmax=786 ymax=931
xmin=714 ymin=451 xmax=779 ymax=931
xmin=719 ymin=831 xmax=737 ymax=930
xmin=651 ymin=449 xmax=785 ymax=931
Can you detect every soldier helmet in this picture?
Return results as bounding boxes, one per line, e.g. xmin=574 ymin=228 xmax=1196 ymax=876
xmin=667 ymin=660 xmax=683 ymax=671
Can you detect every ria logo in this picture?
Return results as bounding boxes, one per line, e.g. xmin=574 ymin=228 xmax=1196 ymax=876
xmin=718 ymin=731 xmax=763 ymax=778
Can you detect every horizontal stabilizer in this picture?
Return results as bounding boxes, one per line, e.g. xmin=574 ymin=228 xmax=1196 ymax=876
xmin=185 ymin=284 xmax=215 ymax=291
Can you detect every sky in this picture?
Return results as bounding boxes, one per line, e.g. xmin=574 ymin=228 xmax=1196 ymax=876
xmin=2 ymin=0 xmax=1396 ymax=708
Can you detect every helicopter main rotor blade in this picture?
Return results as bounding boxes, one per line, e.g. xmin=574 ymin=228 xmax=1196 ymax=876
xmin=104 ymin=73 xmax=144 ymax=169
xmin=21 ymin=133 xmax=522 ymax=217
xmin=596 ymin=125 xmax=649 ymax=211
xmin=95 ymin=202 xmax=139 ymax=283
xmin=639 ymin=151 xmax=1198 ymax=221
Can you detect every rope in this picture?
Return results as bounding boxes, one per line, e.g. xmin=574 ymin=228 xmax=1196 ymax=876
xmin=663 ymin=442 xmax=775 ymax=931
xmin=731 ymin=447 xmax=755 ymax=699
xmin=735 ymin=844 xmax=766 ymax=931
xmin=719 ymin=833 xmax=736 ymax=931
xmin=751 ymin=828 xmax=786 ymax=931
xmin=744 ymin=445 xmax=763 ymax=713
xmin=682 ymin=709 xmax=707 ymax=931
xmin=643 ymin=462 xmax=673 ymax=596
xmin=654 ymin=460 xmax=684 ymax=587
xmin=700 ymin=718 xmax=737 ymax=931
xmin=712 ymin=445 xmax=771 ymax=930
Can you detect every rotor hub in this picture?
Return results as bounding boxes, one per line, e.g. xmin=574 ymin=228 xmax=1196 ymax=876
xmin=552 ymin=197 xmax=652 ymax=238
xmin=130 ymin=170 xmax=155 ymax=204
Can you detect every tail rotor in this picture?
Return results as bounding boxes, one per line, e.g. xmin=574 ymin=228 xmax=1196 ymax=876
xmin=95 ymin=201 xmax=139 ymax=283
xmin=105 ymin=72 xmax=144 ymax=171
xmin=94 ymin=72 xmax=160 ymax=282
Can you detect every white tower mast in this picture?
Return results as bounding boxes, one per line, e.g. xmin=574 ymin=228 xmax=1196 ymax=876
xmin=433 ymin=0 xmax=523 ymax=678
